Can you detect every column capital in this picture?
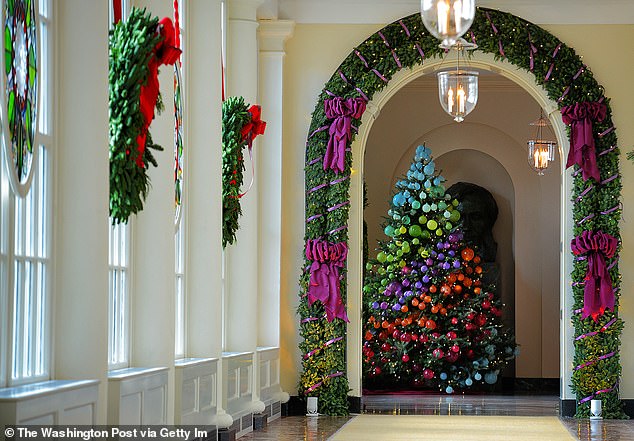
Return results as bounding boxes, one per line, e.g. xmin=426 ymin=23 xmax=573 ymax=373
xmin=258 ymin=20 xmax=295 ymax=52
xmin=228 ymin=0 xmax=265 ymax=22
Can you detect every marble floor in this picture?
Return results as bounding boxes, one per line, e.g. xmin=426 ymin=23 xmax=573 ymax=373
xmin=239 ymin=394 xmax=634 ymax=440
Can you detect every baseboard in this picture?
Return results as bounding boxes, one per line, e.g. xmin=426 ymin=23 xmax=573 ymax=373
xmin=284 ymin=395 xmax=362 ymax=415
xmin=560 ymin=399 xmax=634 ymax=418
xmin=348 ymin=396 xmax=361 ymax=414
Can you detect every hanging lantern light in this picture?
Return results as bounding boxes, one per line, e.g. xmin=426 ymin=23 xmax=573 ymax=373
xmin=437 ymin=40 xmax=478 ymax=123
xmin=421 ymin=0 xmax=476 ymax=48
xmin=527 ymin=109 xmax=556 ymax=175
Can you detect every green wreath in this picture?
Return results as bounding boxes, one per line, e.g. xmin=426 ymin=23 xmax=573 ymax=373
xmin=109 ymin=8 xmax=164 ymax=224
xmin=222 ymin=96 xmax=266 ymax=247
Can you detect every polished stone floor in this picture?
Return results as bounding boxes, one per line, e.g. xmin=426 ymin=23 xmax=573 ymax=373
xmin=240 ymin=394 xmax=634 ymax=440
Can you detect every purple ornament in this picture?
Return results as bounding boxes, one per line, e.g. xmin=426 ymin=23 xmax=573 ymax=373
xmin=436 ymin=242 xmax=444 ymax=250
xmin=405 ymin=290 xmax=413 ymax=297
xmin=380 ymin=302 xmax=388 ymax=309
xmin=448 ymin=250 xmax=455 ymax=257
xmin=415 ymin=281 xmax=423 ymax=289
xmin=438 ymin=253 xmax=445 ymax=261
xmin=421 ymin=265 xmax=428 ymax=272
xmin=422 ymin=275 xmax=430 ymax=283
xmin=402 ymin=279 xmax=411 ymax=287
xmin=426 ymin=258 xmax=434 ymax=266
xmin=372 ymin=301 xmax=379 ymax=309
xmin=442 ymin=262 xmax=451 ymax=270
xmin=453 ymin=260 xmax=461 ymax=269
xmin=431 ymin=251 xmax=437 ymax=258
xmin=392 ymin=303 xmax=401 ymax=311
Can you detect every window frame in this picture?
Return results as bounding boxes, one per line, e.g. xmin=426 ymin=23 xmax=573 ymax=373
xmin=0 ymin=0 xmax=54 ymax=388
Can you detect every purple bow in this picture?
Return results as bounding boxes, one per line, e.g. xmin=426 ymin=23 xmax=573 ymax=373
xmin=323 ymin=97 xmax=366 ymax=174
xmin=561 ymin=102 xmax=606 ymax=182
xmin=305 ymin=239 xmax=349 ymax=322
xmin=571 ymin=230 xmax=618 ymax=321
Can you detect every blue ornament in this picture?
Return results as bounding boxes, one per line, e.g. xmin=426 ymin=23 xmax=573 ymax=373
xmin=484 ymin=372 xmax=498 ymax=385
xmin=371 ymin=301 xmax=379 ymax=309
xmin=465 ymin=378 xmax=473 ymax=386
xmin=424 ymin=180 xmax=432 ymax=189
xmin=423 ymin=161 xmax=435 ymax=175
xmin=445 ymin=386 xmax=454 ymax=394
xmin=440 ymin=372 xmax=448 ymax=380
xmin=474 ymin=372 xmax=482 ymax=381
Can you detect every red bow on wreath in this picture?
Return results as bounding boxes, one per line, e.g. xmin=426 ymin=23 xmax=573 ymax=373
xmin=241 ymin=105 xmax=267 ymax=148
xmin=136 ymin=17 xmax=182 ymax=168
xmin=237 ymin=105 xmax=266 ymax=198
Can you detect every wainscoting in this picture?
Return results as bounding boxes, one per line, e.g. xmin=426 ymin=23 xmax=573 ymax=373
xmin=256 ymin=347 xmax=282 ymax=423
xmin=0 ymin=380 xmax=99 ymax=426
xmin=107 ymin=367 xmax=168 ymax=425
xmin=222 ymin=352 xmax=254 ymax=438
xmin=174 ymin=357 xmax=218 ymax=427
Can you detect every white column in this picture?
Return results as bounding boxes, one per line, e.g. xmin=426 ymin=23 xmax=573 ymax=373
xmin=55 ymin=0 xmax=109 ymax=424
xmin=256 ymin=20 xmax=294 ymax=348
xmin=131 ymin=0 xmax=176 ymax=424
xmin=225 ymin=0 xmax=265 ymax=416
xmin=187 ymin=0 xmax=233 ymax=430
xmin=225 ymin=0 xmax=262 ymax=353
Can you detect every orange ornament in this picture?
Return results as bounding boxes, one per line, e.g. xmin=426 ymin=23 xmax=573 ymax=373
xmin=401 ymin=305 xmax=408 ymax=313
xmin=453 ymin=285 xmax=463 ymax=295
xmin=382 ymin=320 xmax=389 ymax=328
xmin=473 ymin=256 xmax=481 ymax=264
xmin=365 ymin=331 xmax=373 ymax=340
xmin=412 ymin=298 xmax=419 ymax=307
xmin=440 ymin=284 xmax=451 ymax=296
xmin=424 ymin=295 xmax=432 ymax=303
xmin=475 ymin=266 xmax=483 ymax=274
xmin=440 ymin=308 xmax=447 ymax=315
xmin=429 ymin=285 xmax=437 ymax=293
xmin=425 ymin=319 xmax=437 ymax=330
xmin=461 ymin=247 xmax=475 ymax=261
xmin=463 ymin=277 xmax=473 ymax=287
xmin=418 ymin=303 xmax=426 ymax=310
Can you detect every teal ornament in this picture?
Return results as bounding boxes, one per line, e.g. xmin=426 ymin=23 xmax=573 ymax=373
xmin=384 ymin=225 xmax=395 ymax=236
xmin=412 ymin=201 xmax=421 ymax=210
xmin=423 ymin=161 xmax=435 ymax=175
xmin=474 ymin=372 xmax=482 ymax=381
xmin=443 ymin=210 xmax=451 ymax=219
xmin=484 ymin=372 xmax=498 ymax=385
xmin=422 ymin=204 xmax=431 ymax=213
xmin=424 ymin=180 xmax=432 ymax=189
xmin=431 ymin=203 xmax=438 ymax=211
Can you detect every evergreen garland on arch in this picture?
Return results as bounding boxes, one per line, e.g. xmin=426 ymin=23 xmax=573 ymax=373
xmin=299 ymin=7 xmax=625 ymax=418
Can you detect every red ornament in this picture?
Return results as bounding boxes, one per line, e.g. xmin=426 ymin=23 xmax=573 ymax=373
xmin=451 ymin=317 xmax=459 ymax=325
xmin=423 ymin=368 xmax=435 ymax=380
xmin=433 ymin=348 xmax=444 ymax=359
xmin=451 ymin=344 xmax=460 ymax=353
xmin=402 ymin=354 xmax=410 ymax=362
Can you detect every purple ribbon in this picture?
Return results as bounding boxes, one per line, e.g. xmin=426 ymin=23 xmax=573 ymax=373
xmin=561 ymin=101 xmax=607 ymax=182
xmin=306 ymin=371 xmax=344 ymax=393
xmin=305 ymin=239 xmax=349 ymax=322
xmin=323 ymin=97 xmax=366 ymax=174
xmin=528 ymin=32 xmax=537 ymax=71
xmin=571 ymin=230 xmax=618 ymax=321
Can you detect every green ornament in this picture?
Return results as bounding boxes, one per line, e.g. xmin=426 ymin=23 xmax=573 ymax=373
xmin=419 ymin=215 xmax=428 ymax=224
xmin=427 ymin=219 xmax=438 ymax=230
xmin=377 ymin=251 xmax=387 ymax=263
xmin=412 ymin=238 xmax=420 ymax=245
xmin=409 ymin=225 xmax=422 ymax=237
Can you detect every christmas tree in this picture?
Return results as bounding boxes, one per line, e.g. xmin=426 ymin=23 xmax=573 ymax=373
xmin=362 ymin=145 xmax=518 ymax=394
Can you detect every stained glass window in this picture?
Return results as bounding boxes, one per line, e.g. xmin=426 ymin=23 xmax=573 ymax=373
xmin=174 ymin=63 xmax=183 ymax=224
xmin=2 ymin=0 xmax=38 ymax=196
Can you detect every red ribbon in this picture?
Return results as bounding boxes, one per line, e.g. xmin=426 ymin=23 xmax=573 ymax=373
xmin=135 ymin=17 xmax=182 ymax=168
xmin=241 ymin=105 xmax=266 ymax=148
xmin=305 ymin=239 xmax=349 ymax=322
xmin=571 ymin=230 xmax=618 ymax=322
xmin=237 ymin=105 xmax=266 ymax=198
xmin=561 ymin=101 xmax=606 ymax=182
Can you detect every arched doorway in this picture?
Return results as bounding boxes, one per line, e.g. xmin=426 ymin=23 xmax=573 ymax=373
xmin=347 ymin=54 xmax=571 ymax=398
xmin=363 ymin=70 xmax=561 ymax=389
xmin=297 ymin=9 xmax=624 ymax=418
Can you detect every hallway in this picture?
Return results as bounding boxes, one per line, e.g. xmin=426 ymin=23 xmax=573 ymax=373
xmin=241 ymin=395 xmax=634 ymax=440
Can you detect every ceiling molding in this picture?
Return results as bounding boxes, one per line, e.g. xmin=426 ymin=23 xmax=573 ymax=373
xmin=275 ymin=0 xmax=634 ymax=25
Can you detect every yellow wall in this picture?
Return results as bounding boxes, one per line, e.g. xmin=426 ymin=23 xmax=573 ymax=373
xmin=281 ymin=23 xmax=634 ymax=397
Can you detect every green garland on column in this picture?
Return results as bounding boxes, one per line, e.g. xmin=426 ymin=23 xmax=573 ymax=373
xmin=298 ymin=8 xmax=625 ymax=418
